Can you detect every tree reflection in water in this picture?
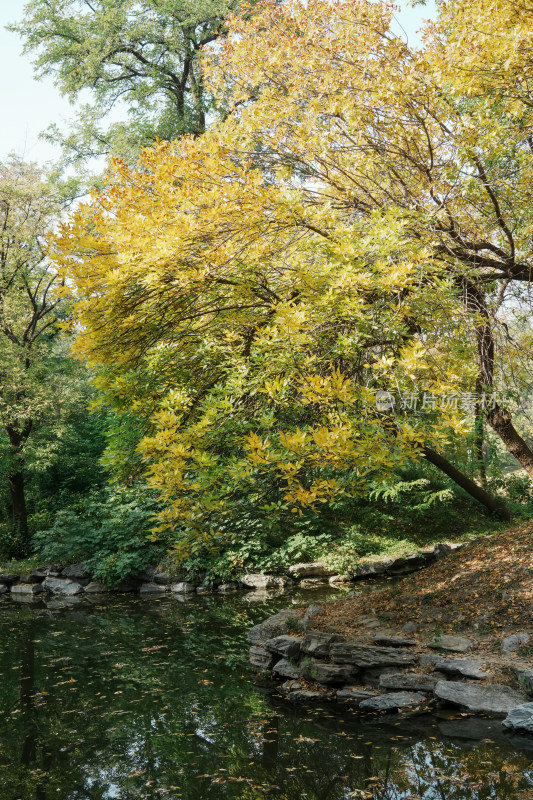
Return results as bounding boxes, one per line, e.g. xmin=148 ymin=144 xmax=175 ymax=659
xmin=0 ymin=594 xmax=531 ymax=800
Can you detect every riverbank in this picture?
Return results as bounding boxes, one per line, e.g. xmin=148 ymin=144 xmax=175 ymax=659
xmin=247 ymin=522 xmax=533 ymax=734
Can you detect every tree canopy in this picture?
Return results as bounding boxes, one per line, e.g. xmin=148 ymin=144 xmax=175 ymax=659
xmin=52 ymin=0 xmax=533 ymax=558
xmin=11 ymin=0 xmax=244 ymax=163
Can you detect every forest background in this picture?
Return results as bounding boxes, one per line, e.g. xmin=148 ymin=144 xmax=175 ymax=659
xmin=1 ymin=0 xmax=532 ymax=586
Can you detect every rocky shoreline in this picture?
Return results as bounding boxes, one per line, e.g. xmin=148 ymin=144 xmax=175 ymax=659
xmin=247 ymin=603 xmax=533 ymax=737
xmin=0 ymin=538 xmax=470 ymax=600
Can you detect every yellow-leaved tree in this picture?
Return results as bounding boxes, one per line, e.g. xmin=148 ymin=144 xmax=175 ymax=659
xmin=53 ymin=0 xmax=533 ymax=559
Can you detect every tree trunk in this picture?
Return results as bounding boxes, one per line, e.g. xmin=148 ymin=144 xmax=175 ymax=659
xmin=422 ymin=446 xmax=511 ymax=520
xmin=465 ymin=281 xmax=533 ymax=480
xmin=8 ymin=469 xmax=30 ymax=557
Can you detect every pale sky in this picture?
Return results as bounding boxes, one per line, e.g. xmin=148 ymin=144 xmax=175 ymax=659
xmin=0 ymin=0 xmax=436 ymax=167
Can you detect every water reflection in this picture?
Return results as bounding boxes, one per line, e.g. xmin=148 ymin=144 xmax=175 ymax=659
xmin=0 ymin=593 xmax=531 ymax=800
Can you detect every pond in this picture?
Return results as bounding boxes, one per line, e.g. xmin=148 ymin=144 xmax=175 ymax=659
xmin=0 ymin=589 xmax=532 ymax=800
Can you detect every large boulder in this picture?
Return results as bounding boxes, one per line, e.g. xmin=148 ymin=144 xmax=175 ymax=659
xmin=502 ymin=703 xmax=533 ymax=734
xmin=303 ymin=661 xmax=357 ymax=686
xmin=288 ymin=689 xmax=333 ymax=703
xmin=263 ymin=635 xmax=302 ymax=660
xmin=272 ymin=658 xmax=300 ymax=679
xmin=43 ymin=577 xmax=84 ymax=596
xmin=171 ymin=582 xmax=196 ymax=594
xmin=379 ymin=673 xmax=438 ymax=692
xmin=247 ymin=609 xmax=301 ymax=645
xmin=373 ymin=632 xmax=417 ymax=648
xmin=352 ymin=562 xmax=388 ymax=580
xmin=301 ymin=632 xmax=340 ymax=659
xmin=249 ymin=646 xmax=278 ymax=670
xmin=288 ymin=562 xmax=332 ymax=579
xmin=241 ymin=574 xmax=292 ymax=590
xmin=385 ymin=553 xmax=434 ymax=576
xmin=435 ymin=681 xmax=528 ymax=717
xmin=430 ymin=656 xmax=488 ymax=680
xmin=429 ymin=635 xmax=472 ymax=654
xmin=330 ymin=643 xmax=417 ymax=668
xmin=359 ymin=692 xmax=427 ymax=712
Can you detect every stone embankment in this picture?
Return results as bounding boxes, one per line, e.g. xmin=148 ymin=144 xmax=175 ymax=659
xmin=0 ymin=539 xmax=468 ymax=599
xmin=248 ymin=605 xmax=533 ymax=736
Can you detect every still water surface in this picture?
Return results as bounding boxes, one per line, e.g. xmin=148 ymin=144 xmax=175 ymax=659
xmin=0 ymin=589 xmax=532 ymax=800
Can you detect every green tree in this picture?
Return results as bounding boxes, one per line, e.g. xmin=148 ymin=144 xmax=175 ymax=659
xmin=10 ymin=0 xmax=244 ymax=165
xmin=0 ymin=156 xmax=67 ymax=557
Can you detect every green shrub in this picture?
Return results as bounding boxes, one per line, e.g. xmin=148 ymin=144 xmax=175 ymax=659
xmin=34 ymin=485 xmax=164 ymax=585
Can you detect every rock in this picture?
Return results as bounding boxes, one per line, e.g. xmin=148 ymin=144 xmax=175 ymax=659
xmin=263 ymin=635 xmax=302 ymax=660
xmin=299 ymin=577 xmax=328 ymax=587
xmin=301 ymin=632 xmax=340 ymax=659
xmin=171 ymin=582 xmax=197 ymax=594
xmin=249 ymin=646 xmax=278 ymax=670
xmin=429 ymin=635 xmax=472 ymax=654
xmin=0 ymin=573 xmax=19 ymax=586
xmin=502 ymin=703 xmax=533 ymax=734
xmin=217 ymin=583 xmax=239 ymax=593
xmin=241 ymin=574 xmax=292 ymax=590
xmin=360 ymin=667 xmax=400 ymax=687
xmin=0 ymin=585 xmax=8 ymax=594
xmin=357 ymin=615 xmax=380 ymax=628
xmin=385 ymin=553 xmax=433 ymax=576
xmin=435 ymin=681 xmax=528 ymax=717
xmin=335 ymin=687 xmax=378 ymax=704
xmin=329 ymin=575 xmax=350 ymax=584
xmin=330 ymin=644 xmax=417 ymax=668
xmin=84 ymin=582 xmax=109 ymax=593
xmin=19 ymin=573 xmax=36 ymax=583
xmin=281 ymin=680 xmax=302 ymax=692
xmin=42 ymin=577 xmax=84 ymax=595
xmin=432 ymin=542 xmax=452 ymax=559
xmin=379 ymin=672 xmax=438 ymax=692
xmin=303 ymin=661 xmax=357 ymax=686
xmin=501 ymin=632 xmax=530 ymax=654
xmin=247 ymin=609 xmax=301 ymax=645
xmin=517 ymin=669 xmax=533 ymax=695
xmin=352 ymin=562 xmax=387 ymax=579
xmin=196 ymin=586 xmax=212 ymax=594
xmin=373 ymin=632 xmax=417 ymax=647
xmin=431 ymin=656 xmax=488 ymax=680
xmin=139 ymin=582 xmax=167 ymax=594
xmin=61 ymin=563 xmax=91 ymax=580
xmin=11 ymin=583 xmax=44 ymax=595
xmin=359 ymin=692 xmax=427 ymax=712
xmin=153 ymin=572 xmax=173 ymax=585
xmin=288 ymin=689 xmax=333 ymax=703
xmin=272 ymin=658 xmax=300 ymax=679
xmin=402 ymin=622 xmax=418 ymax=634
xmin=288 ymin=562 xmax=332 ymax=579
xmin=29 ymin=569 xmax=49 ymax=581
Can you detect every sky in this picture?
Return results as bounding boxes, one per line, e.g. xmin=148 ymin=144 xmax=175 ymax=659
xmin=0 ymin=0 xmax=436 ymax=166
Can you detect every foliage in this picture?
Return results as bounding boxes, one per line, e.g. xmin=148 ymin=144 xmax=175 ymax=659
xmin=0 ymin=156 xmax=78 ymax=556
xmin=11 ymin=0 xmax=247 ymax=164
xmin=49 ymin=0 xmax=533 ymax=565
xmin=34 ymin=485 xmax=163 ymax=584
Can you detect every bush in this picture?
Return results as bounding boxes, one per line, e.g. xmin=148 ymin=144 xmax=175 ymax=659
xmin=34 ymin=485 xmax=164 ymax=585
